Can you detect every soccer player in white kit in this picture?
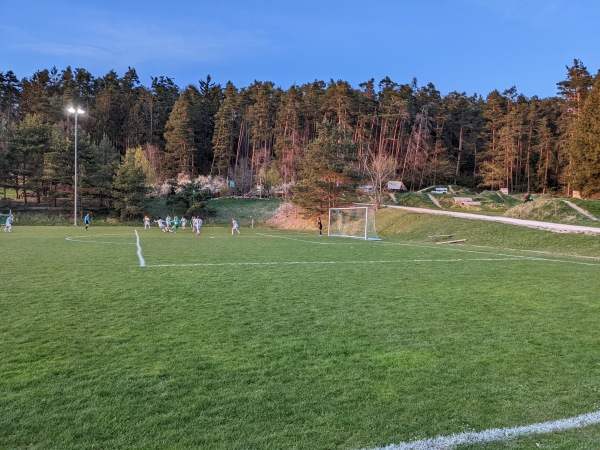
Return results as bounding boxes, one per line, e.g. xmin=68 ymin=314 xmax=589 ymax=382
xmin=154 ymin=218 xmax=167 ymax=232
xmin=4 ymin=215 xmax=13 ymax=232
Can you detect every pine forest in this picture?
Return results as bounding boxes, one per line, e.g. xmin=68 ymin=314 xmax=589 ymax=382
xmin=1 ymin=58 xmax=599 ymax=218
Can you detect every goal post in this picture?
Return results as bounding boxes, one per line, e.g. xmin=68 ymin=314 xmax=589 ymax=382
xmin=328 ymin=206 xmax=381 ymax=240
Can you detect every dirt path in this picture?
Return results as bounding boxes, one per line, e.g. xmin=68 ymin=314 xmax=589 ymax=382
xmin=385 ymin=205 xmax=600 ymax=235
xmin=427 ymin=194 xmax=443 ymax=208
xmin=562 ymin=200 xmax=598 ymax=221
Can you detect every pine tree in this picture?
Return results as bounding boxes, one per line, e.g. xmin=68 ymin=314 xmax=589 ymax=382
xmin=164 ymin=86 xmax=200 ymax=176
xmin=322 ymin=80 xmax=358 ymax=128
xmin=273 ymin=85 xmax=305 ymax=195
xmin=556 ymin=59 xmax=594 ymax=194
xmin=91 ymin=70 xmax=123 ymax=149
xmin=212 ymin=82 xmax=240 ymax=176
xmin=377 ymin=77 xmax=413 ymax=163
xmin=44 ymin=121 xmax=93 ymax=207
xmin=87 ymin=135 xmax=120 ymax=206
xmin=245 ymin=81 xmax=280 ymax=179
xmin=0 ymin=70 xmax=21 ymax=127
xmin=569 ymin=75 xmax=600 ymax=197
xmin=111 ymin=148 xmax=149 ymax=219
xmin=195 ymin=75 xmax=222 ymax=174
xmin=19 ymin=70 xmax=54 ymax=122
xmin=293 ymin=122 xmax=359 ymax=214
xmin=557 ymin=59 xmax=593 ymax=117
xmin=150 ymin=76 xmax=180 ymax=147
xmin=479 ymin=90 xmax=509 ymax=189
xmin=534 ymin=116 xmax=557 ymax=194
xmin=6 ymin=114 xmax=51 ymax=202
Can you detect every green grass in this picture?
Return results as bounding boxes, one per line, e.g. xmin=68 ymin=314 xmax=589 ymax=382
xmin=2 ymin=213 xmax=600 ymax=449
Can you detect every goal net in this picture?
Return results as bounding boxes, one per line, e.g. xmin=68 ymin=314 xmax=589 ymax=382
xmin=328 ymin=206 xmax=381 ymax=240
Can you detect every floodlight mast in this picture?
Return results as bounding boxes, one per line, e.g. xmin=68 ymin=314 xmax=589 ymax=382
xmin=67 ymin=107 xmax=85 ymax=226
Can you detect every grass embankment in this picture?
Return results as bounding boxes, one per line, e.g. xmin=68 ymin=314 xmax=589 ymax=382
xmin=377 ymin=207 xmax=600 ymax=257
xmin=568 ymin=198 xmax=600 ymax=217
xmin=392 ymin=190 xmax=600 ymax=227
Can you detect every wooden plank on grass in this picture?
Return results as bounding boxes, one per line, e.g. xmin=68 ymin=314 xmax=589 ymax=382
xmin=436 ymin=239 xmax=467 ymax=244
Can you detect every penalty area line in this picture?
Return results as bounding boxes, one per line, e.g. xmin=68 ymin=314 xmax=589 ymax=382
xmin=365 ymin=409 xmax=600 ymax=450
xmin=134 ymin=229 xmax=146 ymax=267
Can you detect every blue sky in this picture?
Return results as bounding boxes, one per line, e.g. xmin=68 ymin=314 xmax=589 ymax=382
xmin=1 ymin=0 xmax=598 ymax=98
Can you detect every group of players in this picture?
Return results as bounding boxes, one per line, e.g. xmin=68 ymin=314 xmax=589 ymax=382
xmin=145 ymin=215 xmax=203 ymax=235
xmin=1 ymin=211 xmax=241 ymax=235
xmin=144 ymin=215 xmax=241 ymax=235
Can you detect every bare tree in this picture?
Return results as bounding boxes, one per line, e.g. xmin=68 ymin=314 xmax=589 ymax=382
xmin=363 ymin=151 xmax=398 ymax=209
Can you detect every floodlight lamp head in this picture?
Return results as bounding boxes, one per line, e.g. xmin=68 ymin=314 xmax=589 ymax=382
xmin=67 ymin=107 xmax=75 ymax=113
xmin=67 ymin=107 xmax=85 ymax=114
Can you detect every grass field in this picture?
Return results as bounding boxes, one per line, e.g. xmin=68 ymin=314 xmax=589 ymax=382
xmin=2 ymin=211 xmax=600 ymax=449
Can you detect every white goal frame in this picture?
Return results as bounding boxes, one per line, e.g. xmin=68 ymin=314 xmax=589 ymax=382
xmin=328 ymin=206 xmax=381 ymax=240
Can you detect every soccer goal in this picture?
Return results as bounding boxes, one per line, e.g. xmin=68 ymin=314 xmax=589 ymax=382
xmin=328 ymin=206 xmax=381 ymax=240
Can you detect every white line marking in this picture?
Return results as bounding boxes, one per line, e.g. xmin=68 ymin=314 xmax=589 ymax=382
xmin=469 ymin=243 xmax=600 ymax=261
xmin=380 ymin=242 xmax=600 ymax=266
xmin=146 ymin=258 xmax=522 ymax=268
xmin=66 ymin=234 xmax=136 ymax=245
xmin=366 ymin=409 xmax=600 ymax=450
xmin=259 ymin=233 xmax=600 ymax=266
xmin=504 ymin=256 xmax=600 ymax=266
xmin=256 ymin=232 xmax=336 ymax=244
xmin=134 ymin=229 xmax=146 ymax=267
xmin=146 ymin=251 xmax=600 ymax=268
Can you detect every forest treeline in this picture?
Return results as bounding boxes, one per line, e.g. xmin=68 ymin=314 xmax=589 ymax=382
xmin=1 ymin=58 xmax=599 ymax=217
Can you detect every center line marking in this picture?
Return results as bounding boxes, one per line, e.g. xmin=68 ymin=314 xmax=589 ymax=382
xmin=134 ymin=229 xmax=146 ymax=267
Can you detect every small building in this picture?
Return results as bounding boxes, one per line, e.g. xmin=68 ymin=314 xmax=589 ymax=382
xmin=387 ymin=180 xmax=407 ymax=191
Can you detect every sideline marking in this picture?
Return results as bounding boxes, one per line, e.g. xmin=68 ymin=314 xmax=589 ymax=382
xmin=469 ymin=243 xmax=600 ymax=261
xmin=258 ymin=233 xmax=600 ymax=265
xmin=146 ymin=258 xmax=523 ymax=268
xmin=134 ymin=229 xmax=146 ymax=267
xmin=366 ymin=409 xmax=600 ymax=450
xmin=381 ymin=241 xmax=600 ymax=267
